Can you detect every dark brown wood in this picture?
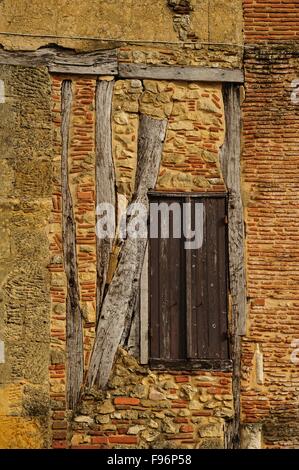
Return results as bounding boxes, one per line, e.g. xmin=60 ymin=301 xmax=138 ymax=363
xmin=149 ymin=196 xmax=186 ymax=361
xmin=185 ymin=197 xmax=193 ymax=360
xmin=149 ymin=225 xmax=160 ymax=360
xmin=188 ymin=197 xmax=229 ymax=360
xmin=205 ymin=198 xmax=229 ymax=360
xmin=86 ymin=115 xmax=167 ymax=389
xmin=0 ymin=47 xmax=118 ymax=75
xmin=61 ymin=80 xmax=84 ymax=410
xmin=149 ymin=195 xmax=229 ymax=364
xmin=217 ymin=198 xmax=230 ymax=360
xmin=95 ymin=79 xmax=116 ymax=320
xmin=206 ymin=199 xmax=218 ymax=358
xmin=140 ymin=245 xmax=149 ymax=364
xmin=169 ymin=210 xmax=185 ymax=360
xmin=119 ymin=63 xmax=244 ymax=83
xmin=191 ymin=198 xmax=207 ymax=359
xmin=220 ymin=84 xmax=245 ymax=449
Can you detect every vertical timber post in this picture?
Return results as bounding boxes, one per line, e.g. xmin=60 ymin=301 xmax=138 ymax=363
xmin=61 ymin=80 xmax=84 ymax=410
xmin=220 ymin=84 xmax=246 ymax=448
xmin=95 ymin=79 xmax=116 ymax=321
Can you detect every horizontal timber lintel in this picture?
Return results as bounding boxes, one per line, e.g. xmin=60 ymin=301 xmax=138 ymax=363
xmin=118 ymin=63 xmax=244 ymax=83
xmin=0 ymin=47 xmax=118 ymax=75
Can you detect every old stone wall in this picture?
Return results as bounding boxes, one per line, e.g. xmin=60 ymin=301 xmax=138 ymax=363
xmin=113 ymin=78 xmax=225 ymax=198
xmin=0 ymin=65 xmax=52 ymax=448
xmin=70 ymin=349 xmax=233 ymax=449
xmin=241 ymin=1 xmax=299 ymax=448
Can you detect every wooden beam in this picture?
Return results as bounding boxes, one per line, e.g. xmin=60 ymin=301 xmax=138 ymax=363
xmin=119 ymin=63 xmax=244 ymax=83
xmin=121 ymin=293 xmax=140 ymax=358
xmin=61 ymin=80 xmax=84 ymax=410
xmin=220 ymin=85 xmax=246 ymax=337
xmin=0 ymin=48 xmax=118 ymax=75
xmin=86 ymin=115 xmax=167 ymax=389
xmin=48 ymin=64 xmax=117 ymax=75
xmin=95 ymin=79 xmax=116 ymax=319
xmin=220 ymin=83 xmax=246 ymax=449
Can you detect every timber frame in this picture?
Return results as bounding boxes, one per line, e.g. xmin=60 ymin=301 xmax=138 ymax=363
xmin=0 ymin=47 xmax=246 ymax=446
xmin=0 ymin=47 xmax=244 ymax=82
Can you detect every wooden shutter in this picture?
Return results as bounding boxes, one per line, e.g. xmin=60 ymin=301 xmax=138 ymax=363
xmin=186 ymin=197 xmax=229 ymax=361
xmin=149 ymin=194 xmax=229 ymax=365
xmin=149 ymin=196 xmax=186 ymax=361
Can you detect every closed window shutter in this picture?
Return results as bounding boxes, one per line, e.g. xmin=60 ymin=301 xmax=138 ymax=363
xmin=186 ymin=197 xmax=229 ymax=361
xmin=149 ymin=194 xmax=229 ymax=365
xmin=149 ymin=196 xmax=186 ymax=361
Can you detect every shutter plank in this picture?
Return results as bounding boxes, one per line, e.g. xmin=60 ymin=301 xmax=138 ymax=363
xmin=205 ymin=198 xmax=229 ymax=359
xmin=159 ymin=221 xmax=171 ymax=359
xmin=169 ymin=203 xmax=185 ymax=359
xmin=217 ymin=198 xmax=229 ymax=359
xmin=186 ymin=197 xmax=193 ymax=359
xmin=149 ymin=219 xmax=160 ymax=359
xmin=194 ymin=199 xmax=209 ymax=359
xmin=206 ymin=199 xmax=221 ymax=359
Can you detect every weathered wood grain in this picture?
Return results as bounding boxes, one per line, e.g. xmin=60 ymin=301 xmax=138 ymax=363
xmin=95 ymin=80 xmax=116 ymax=319
xmin=220 ymin=83 xmax=246 ymax=449
xmin=220 ymin=85 xmax=246 ymax=337
xmin=0 ymin=47 xmax=118 ymax=75
xmin=86 ymin=115 xmax=167 ymax=389
xmin=120 ymin=289 xmax=140 ymax=357
xmin=61 ymin=80 xmax=84 ymax=409
xmin=119 ymin=63 xmax=244 ymax=83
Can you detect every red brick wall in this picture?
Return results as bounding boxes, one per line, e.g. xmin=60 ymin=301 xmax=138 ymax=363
xmin=242 ymin=1 xmax=299 ymax=448
xmin=244 ymin=0 xmax=299 ymax=42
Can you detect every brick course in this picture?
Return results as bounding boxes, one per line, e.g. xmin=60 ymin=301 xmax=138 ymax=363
xmin=243 ymin=0 xmax=299 ymax=42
